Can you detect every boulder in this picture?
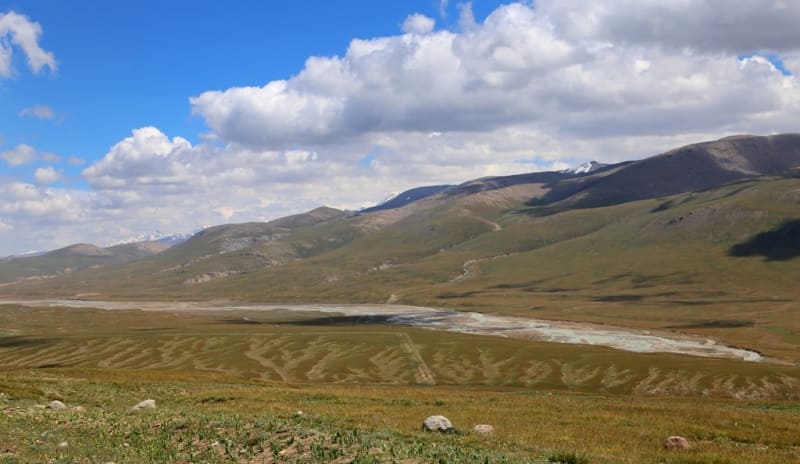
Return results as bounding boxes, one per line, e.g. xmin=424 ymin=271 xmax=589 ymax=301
xmin=664 ymin=436 xmax=691 ymax=450
xmin=422 ymin=415 xmax=453 ymax=432
xmin=131 ymin=399 xmax=156 ymax=411
xmin=471 ymin=424 xmax=495 ymax=435
xmin=47 ymin=400 xmax=66 ymax=410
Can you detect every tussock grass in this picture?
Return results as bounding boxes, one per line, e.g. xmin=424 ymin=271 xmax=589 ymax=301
xmin=0 ymin=368 xmax=799 ymax=463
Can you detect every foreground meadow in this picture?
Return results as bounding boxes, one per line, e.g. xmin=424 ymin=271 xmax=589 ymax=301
xmin=2 ymin=369 xmax=799 ymax=463
xmin=1 ymin=303 xmax=799 ymax=463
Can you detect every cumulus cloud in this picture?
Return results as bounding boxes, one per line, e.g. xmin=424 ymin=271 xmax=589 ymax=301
xmin=0 ymin=11 xmax=57 ymax=77
xmin=34 ymin=165 xmax=60 ymax=185
xmin=0 ymin=182 xmax=86 ymax=221
xmin=82 ymin=127 xmax=194 ymax=189
xmin=1 ymin=144 xmax=36 ymax=166
xmin=191 ymin=2 xmax=800 ymax=155
xmin=402 ymin=14 xmax=435 ymax=35
xmin=19 ymin=104 xmax=55 ymax=119
xmin=538 ymin=0 xmax=800 ymax=54
xmin=1 ymin=143 xmax=60 ymax=166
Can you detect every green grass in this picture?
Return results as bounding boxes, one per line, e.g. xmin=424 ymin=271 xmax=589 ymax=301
xmin=0 ymin=368 xmax=798 ymax=463
xmin=1 ymin=304 xmax=799 ymax=399
xmin=6 ymin=178 xmax=798 ymax=364
xmin=0 ymin=305 xmax=799 ymax=463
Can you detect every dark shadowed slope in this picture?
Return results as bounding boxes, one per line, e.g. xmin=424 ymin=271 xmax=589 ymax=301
xmin=730 ymin=219 xmax=800 ymax=261
xmin=361 ymin=185 xmax=452 ymax=213
xmin=527 ymin=133 xmax=800 ymax=209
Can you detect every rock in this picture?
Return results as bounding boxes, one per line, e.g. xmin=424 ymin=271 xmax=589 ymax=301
xmin=71 ymin=406 xmax=85 ymax=412
xmin=47 ymin=400 xmax=66 ymax=410
xmin=57 ymin=442 xmax=68 ymax=448
xmin=131 ymin=399 xmax=156 ymax=411
xmin=471 ymin=424 xmax=495 ymax=435
xmin=664 ymin=436 xmax=691 ymax=450
xmin=422 ymin=415 xmax=454 ymax=433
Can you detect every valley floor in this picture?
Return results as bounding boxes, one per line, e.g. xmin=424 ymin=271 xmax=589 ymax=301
xmin=1 ymin=301 xmax=799 ymax=463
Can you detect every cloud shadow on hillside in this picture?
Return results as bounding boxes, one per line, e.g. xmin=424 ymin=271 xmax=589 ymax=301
xmin=729 ymin=219 xmax=800 ymax=261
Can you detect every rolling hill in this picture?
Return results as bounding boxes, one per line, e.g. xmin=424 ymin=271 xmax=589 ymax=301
xmin=0 ymin=241 xmax=170 ymax=285
xmin=2 ymin=133 xmax=800 ymax=359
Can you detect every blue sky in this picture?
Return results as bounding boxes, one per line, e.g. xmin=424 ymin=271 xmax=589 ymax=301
xmin=1 ymin=1 xmax=799 ymax=255
xmin=0 ymin=1 xmax=504 ymax=188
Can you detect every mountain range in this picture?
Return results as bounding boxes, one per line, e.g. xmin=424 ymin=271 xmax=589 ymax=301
xmin=1 ymin=133 xmax=799 ymax=359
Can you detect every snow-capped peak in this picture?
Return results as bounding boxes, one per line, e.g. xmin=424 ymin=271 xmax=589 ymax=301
xmin=563 ymin=161 xmax=606 ymax=175
xmin=112 ymin=230 xmax=197 ymax=246
xmin=380 ymin=192 xmax=400 ymax=205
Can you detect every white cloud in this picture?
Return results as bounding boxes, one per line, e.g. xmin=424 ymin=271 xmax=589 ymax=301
xmin=34 ymin=165 xmax=61 ymax=185
xmin=67 ymin=156 xmax=86 ymax=166
xmin=191 ymin=2 xmax=799 ymax=152
xmin=0 ymin=182 xmax=86 ymax=220
xmin=402 ymin=14 xmax=435 ymax=35
xmin=537 ymin=0 xmax=800 ymax=54
xmin=1 ymin=144 xmax=36 ymax=166
xmin=0 ymin=11 xmax=57 ymax=77
xmin=1 ymin=143 xmax=61 ymax=166
xmin=19 ymin=104 xmax=55 ymax=119
xmin=457 ymin=2 xmax=477 ymax=31
xmin=82 ymin=127 xmax=194 ymax=190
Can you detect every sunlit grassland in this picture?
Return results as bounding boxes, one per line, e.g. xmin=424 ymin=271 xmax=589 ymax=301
xmin=4 ymin=180 xmax=799 ymax=367
xmin=1 ymin=367 xmax=799 ymax=463
xmin=1 ymin=304 xmax=799 ymax=462
xmin=1 ymin=304 xmax=799 ymax=398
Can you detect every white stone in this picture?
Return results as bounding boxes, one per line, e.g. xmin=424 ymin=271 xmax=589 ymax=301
xmin=471 ymin=424 xmax=495 ymax=435
xmin=422 ymin=415 xmax=453 ymax=432
xmin=131 ymin=399 xmax=156 ymax=411
xmin=47 ymin=400 xmax=66 ymax=410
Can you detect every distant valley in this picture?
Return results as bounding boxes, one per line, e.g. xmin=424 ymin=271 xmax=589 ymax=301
xmin=2 ymin=133 xmax=800 ymax=362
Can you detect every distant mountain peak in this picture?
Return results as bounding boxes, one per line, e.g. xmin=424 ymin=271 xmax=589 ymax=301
xmin=113 ymin=230 xmax=198 ymax=247
xmin=563 ymin=161 xmax=607 ymax=175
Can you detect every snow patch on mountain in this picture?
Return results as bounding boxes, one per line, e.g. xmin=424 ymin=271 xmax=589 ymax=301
xmin=113 ymin=230 xmax=198 ymax=246
xmin=563 ymin=161 xmax=607 ymax=175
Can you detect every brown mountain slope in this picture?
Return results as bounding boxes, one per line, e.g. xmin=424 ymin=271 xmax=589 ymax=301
xmin=527 ymin=133 xmax=800 ymax=209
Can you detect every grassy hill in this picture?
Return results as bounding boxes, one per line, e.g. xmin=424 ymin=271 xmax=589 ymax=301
xmin=2 ymin=135 xmax=800 ymax=360
xmin=0 ymin=241 xmax=170 ymax=285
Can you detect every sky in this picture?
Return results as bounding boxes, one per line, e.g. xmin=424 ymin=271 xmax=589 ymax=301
xmin=1 ymin=0 xmax=799 ymax=256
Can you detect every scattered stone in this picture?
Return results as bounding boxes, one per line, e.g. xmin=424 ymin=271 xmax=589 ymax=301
xmin=422 ymin=415 xmax=454 ymax=432
xmin=131 ymin=399 xmax=156 ymax=411
xmin=47 ymin=400 xmax=66 ymax=410
xmin=294 ymin=410 xmax=304 ymax=416
xmin=57 ymin=442 xmax=68 ymax=448
xmin=71 ymin=406 xmax=85 ymax=412
xmin=664 ymin=436 xmax=691 ymax=450
xmin=471 ymin=424 xmax=495 ymax=435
